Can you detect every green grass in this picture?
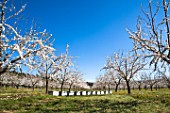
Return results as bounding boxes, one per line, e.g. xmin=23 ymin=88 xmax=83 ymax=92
xmin=0 ymin=87 xmax=170 ymax=113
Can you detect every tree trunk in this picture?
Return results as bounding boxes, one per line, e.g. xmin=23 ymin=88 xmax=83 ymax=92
xmin=126 ymin=80 xmax=131 ymax=94
xmin=32 ymin=84 xmax=35 ymax=91
xmin=115 ymin=84 xmax=119 ymax=92
xmin=0 ymin=82 xmax=2 ymax=88
xmin=155 ymin=85 xmax=158 ymax=90
xmin=68 ymin=83 xmax=73 ymax=93
xmin=138 ymin=85 xmax=141 ymax=91
xmin=60 ymin=69 xmax=67 ymax=95
xmin=144 ymin=85 xmax=147 ymax=90
xmin=103 ymin=86 xmax=106 ymax=91
xmin=60 ymin=81 xmax=64 ymax=93
xmin=16 ymin=85 xmax=19 ymax=89
xmin=168 ymin=84 xmax=170 ymax=89
xmin=45 ymin=76 xmax=48 ymax=94
xmin=150 ymin=85 xmax=153 ymax=91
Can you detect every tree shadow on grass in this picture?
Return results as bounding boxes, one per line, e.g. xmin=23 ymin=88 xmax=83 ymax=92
xmin=31 ymin=98 xmax=139 ymax=113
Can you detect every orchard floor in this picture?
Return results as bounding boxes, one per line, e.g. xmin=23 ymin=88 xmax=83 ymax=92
xmin=0 ymin=88 xmax=170 ymax=113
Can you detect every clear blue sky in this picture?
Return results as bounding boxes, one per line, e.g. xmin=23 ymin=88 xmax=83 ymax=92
xmin=25 ymin=0 xmax=147 ymax=82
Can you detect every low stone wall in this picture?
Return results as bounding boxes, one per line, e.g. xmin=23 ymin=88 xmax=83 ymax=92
xmin=48 ymin=90 xmax=112 ymax=96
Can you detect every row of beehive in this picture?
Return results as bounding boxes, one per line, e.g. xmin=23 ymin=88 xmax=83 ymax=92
xmin=48 ymin=90 xmax=112 ymax=96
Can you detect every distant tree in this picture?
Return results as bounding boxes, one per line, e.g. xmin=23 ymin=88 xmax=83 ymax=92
xmin=142 ymin=71 xmax=161 ymax=91
xmin=0 ymin=73 xmax=5 ymax=86
xmin=28 ymin=74 xmax=41 ymax=91
xmin=95 ymin=73 xmax=112 ymax=92
xmin=103 ymin=72 xmax=114 ymax=92
xmin=67 ymin=70 xmax=83 ymax=93
xmin=54 ymin=49 xmax=72 ymax=94
xmin=36 ymin=47 xmax=59 ymax=94
xmin=158 ymin=65 xmax=170 ymax=89
xmin=100 ymin=73 xmax=110 ymax=91
xmin=99 ymin=74 xmax=108 ymax=91
xmin=37 ymin=45 xmax=71 ymax=94
xmin=5 ymin=68 xmax=24 ymax=89
xmin=95 ymin=75 xmax=104 ymax=91
xmin=11 ymin=74 xmax=22 ymax=89
xmin=57 ymin=68 xmax=69 ymax=93
xmin=133 ymin=73 xmax=144 ymax=91
xmin=103 ymin=52 xmax=145 ymax=94
xmin=103 ymin=57 xmax=122 ymax=92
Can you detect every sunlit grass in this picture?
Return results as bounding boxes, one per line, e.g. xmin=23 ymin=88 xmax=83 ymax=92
xmin=0 ymin=87 xmax=170 ymax=113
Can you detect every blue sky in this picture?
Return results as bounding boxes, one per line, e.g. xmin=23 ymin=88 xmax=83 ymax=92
xmin=25 ymin=0 xmax=147 ymax=82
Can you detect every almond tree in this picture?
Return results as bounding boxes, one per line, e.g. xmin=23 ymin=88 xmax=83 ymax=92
xmin=103 ymin=57 xmax=122 ymax=92
xmin=35 ymin=46 xmax=58 ymax=94
xmin=103 ymin=52 xmax=145 ymax=94
xmin=28 ymin=74 xmax=41 ymax=91
xmin=37 ymin=45 xmax=71 ymax=94
xmin=103 ymin=72 xmax=114 ymax=92
xmin=133 ymin=72 xmax=144 ymax=91
xmin=95 ymin=75 xmax=105 ymax=91
xmin=67 ymin=70 xmax=83 ymax=93
xmin=113 ymin=75 xmax=122 ymax=92
xmin=142 ymin=71 xmax=161 ymax=91
xmin=101 ymin=74 xmax=110 ymax=91
xmin=57 ymin=68 xmax=69 ymax=93
xmin=0 ymin=0 xmax=73 ymax=93
xmin=0 ymin=73 xmax=5 ymax=87
xmin=95 ymin=73 xmax=112 ymax=91
xmin=57 ymin=63 xmax=73 ymax=94
xmin=158 ymin=65 xmax=170 ymax=89
xmin=0 ymin=0 xmax=54 ymax=76
xmin=127 ymin=0 xmax=170 ymax=69
xmin=11 ymin=73 xmax=22 ymax=89
xmin=37 ymin=44 xmax=73 ymax=94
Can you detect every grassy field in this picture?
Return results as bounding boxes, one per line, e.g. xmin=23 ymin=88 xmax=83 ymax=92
xmin=0 ymin=88 xmax=170 ymax=113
